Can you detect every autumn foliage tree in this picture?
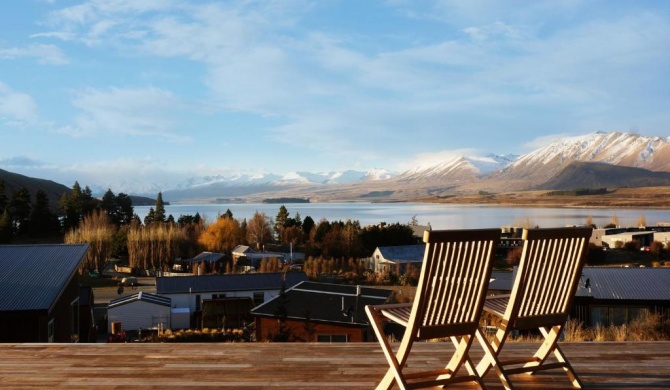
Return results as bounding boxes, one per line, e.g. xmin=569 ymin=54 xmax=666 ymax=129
xmin=246 ymin=211 xmax=273 ymax=250
xmin=198 ymin=215 xmax=243 ymax=254
xmin=65 ymin=209 xmax=115 ymax=273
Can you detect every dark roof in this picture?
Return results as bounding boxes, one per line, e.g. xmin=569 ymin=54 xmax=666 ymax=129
xmin=108 ymin=291 xmax=171 ymax=309
xmin=189 ymin=251 xmax=225 ymax=263
xmin=578 ymin=267 xmax=670 ymax=300
xmin=251 ymin=281 xmax=393 ymax=326
xmin=488 ymin=270 xmax=514 ymax=292
xmin=0 ymin=244 xmax=89 ymax=312
xmin=156 ymin=272 xmax=309 ymax=294
xmin=375 ymin=245 xmax=425 ymax=262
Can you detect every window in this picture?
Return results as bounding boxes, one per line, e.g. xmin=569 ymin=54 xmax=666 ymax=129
xmin=47 ymin=319 xmax=55 ymax=343
xmin=590 ymin=306 xmax=650 ymax=326
xmin=316 ymin=334 xmax=348 ymax=343
xmin=70 ymin=298 xmax=80 ymax=343
xmin=253 ymin=292 xmax=265 ymax=307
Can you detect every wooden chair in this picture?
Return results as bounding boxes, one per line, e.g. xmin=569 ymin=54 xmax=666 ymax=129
xmin=475 ymin=227 xmax=593 ymax=389
xmin=366 ymin=228 xmax=501 ymax=389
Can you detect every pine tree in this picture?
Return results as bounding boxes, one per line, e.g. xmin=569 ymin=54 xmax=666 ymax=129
xmin=9 ymin=187 xmax=31 ymax=235
xmin=0 ymin=210 xmax=12 ymax=243
xmin=0 ymin=180 xmax=8 ymax=213
xmin=28 ymin=190 xmax=60 ymax=236
xmin=154 ymin=192 xmax=166 ymax=223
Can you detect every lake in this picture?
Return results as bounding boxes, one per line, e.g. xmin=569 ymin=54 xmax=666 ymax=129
xmin=133 ymin=202 xmax=670 ymax=229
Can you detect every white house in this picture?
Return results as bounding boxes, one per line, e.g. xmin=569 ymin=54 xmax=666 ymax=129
xmin=107 ymin=292 xmax=171 ymax=332
xmin=371 ymin=245 xmax=425 ymax=273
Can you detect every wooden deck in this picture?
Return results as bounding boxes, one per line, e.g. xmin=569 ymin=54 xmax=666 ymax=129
xmin=0 ymin=342 xmax=669 ymax=389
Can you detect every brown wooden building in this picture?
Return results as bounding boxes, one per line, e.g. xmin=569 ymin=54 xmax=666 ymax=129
xmin=0 ymin=244 xmax=89 ymax=342
xmin=251 ymin=281 xmax=393 ymax=342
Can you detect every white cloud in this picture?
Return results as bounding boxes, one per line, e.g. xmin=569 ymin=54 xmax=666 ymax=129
xmin=0 ymin=82 xmax=39 ymax=125
xmin=57 ymin=86 xmax=191 ymax=143
xmin=0 ymin=44 xmax=68 ymax=64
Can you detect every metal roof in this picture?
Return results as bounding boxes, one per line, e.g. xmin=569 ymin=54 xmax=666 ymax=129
xmin=156 ymin=272 xmax=309 ymax=294
xmin=189 ymin=251 xmax=225 ymax=263
xmin=0 ymin=244 xmax=89 ymax=312
xmin=578 ymin=267 xmax=670 ymax=301
xmin=251 ymin=281 xmax=393 ymax=326
xmin=374 ymin=245 xmax=425 ymax=263
xmin=108 ymin=291 xmax=171 ymax=309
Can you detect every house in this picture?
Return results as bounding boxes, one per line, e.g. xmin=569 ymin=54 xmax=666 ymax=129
xmin=370 ymin=244 xmax=425 ymax=273
xmin=599 ymin=230 xmax=653 ymax=248
xmin=0 ymin=244 xmax=89 ymax=342
xmin=156 ymin=272 xmax=309 ymax=328
xmin=251 ymin=281 xmax=393 ymax=342
xmin=231 ymin=245 xmax=301 ymax=271
xmin=107 ymin=291 xmax=171 ymax=332
xmin=189 ymin=251 xmax=227 ymax=275
xmin=79 ymin=285 xmax=96 ymax=342
xmin=572 ymin=267 xmax=670 ymax=327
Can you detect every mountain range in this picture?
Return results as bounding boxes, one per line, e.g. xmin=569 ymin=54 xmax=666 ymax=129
xmin=3 ymin=131 xmax=670 ymax=204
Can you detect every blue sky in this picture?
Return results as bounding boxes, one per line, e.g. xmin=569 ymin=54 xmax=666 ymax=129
xmin=1 ymin=0 xmax=669 ymax=193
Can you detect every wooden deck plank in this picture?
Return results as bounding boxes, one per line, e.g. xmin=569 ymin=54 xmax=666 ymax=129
xmin=0 ymin=342 xmax=668 ymax=389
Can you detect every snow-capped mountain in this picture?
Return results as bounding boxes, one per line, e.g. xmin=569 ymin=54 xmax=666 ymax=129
xmin=394 ymin=153 xmax=515 ymax=183
xmin=95 ymin=131 xmax=670 ymax=201
xmin=494 ymin=131 xmax=670 ymax=185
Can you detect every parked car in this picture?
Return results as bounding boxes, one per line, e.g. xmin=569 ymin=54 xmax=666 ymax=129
xmin=120 ymin=276 xmax=138 ymax=286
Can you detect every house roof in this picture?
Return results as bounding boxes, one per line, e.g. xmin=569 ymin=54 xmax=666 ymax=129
xmin=578 ymin=267 xmax=670 ymax=301
xmin=156 ymin=272 xmax=309 ymax=294
xmin=232 ymin=245 xmax=255 ymax=255
xmin=375 ymin=245 xmax=425 ymax=263
xmin=0 ymin=244 xmax=89 ymax=312
xmin=189 ymin=251 xmax=225 ymax=263
xmin=108 ymin=291 xmax=171 ymax=309
xmin=251 ymin=281 xmax=393 ymax=326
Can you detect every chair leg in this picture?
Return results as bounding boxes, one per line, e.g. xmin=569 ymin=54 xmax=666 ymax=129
xmin=475 ymin=327 xmax=514 ymax=390
xmin=530 ymin=326 xmax=582 ymax=388
xmin=365 ymin=306 xmax=412 ymax=390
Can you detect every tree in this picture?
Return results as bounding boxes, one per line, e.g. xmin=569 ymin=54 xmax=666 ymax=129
xmin=60 ymin=181 xmax=98 ymax=231
xmin=65 ymin=209 xmax=115 ymax=273
xmin=223 ymin=209 xmax=233 ymax=219
xmin=275 ymin=205 xmax=289 ymax=240
xmin=198 ymin=216 xmax=242 ymax=254
xmin=9 ymin=187 xmax=31 ymax=235
xmin=302 ymin=216 xmax=315 ymax=237
xmin=116 ymin=193 xmax=134 ymax=225
xmin=0 ymin=180 xmax=7 ymax=213
xmin=0 ymin=210 xmax=11 ymax=244
xmin=28 ymin=190 xmax=60 ymax=236
xmin=246 ymin=211 xmax=273 ymax=250
xmin=144 ymin=207 xmax=156 ymax=225
xmin=154 ymin=192 xmax=166 ymax=223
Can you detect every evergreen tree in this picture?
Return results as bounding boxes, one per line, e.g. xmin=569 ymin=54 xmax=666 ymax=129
xmin=144 ymin=207 xmax=156 ymax=225
xmin=116 ymin=193 xmax=134 ymax=225
xmin=28 ymin=190 xmax=60 ymax=236
xmin=0 ymin=180 xmax=7 ymax=213
xmin=100 ymin=189 xmax=120 ymax=225
xmin=0 ymin=210 xmax=12 ymax=243
xmin=154 ymin=192 xmax=166 ymax=223
xmin=223 ymin=208 xmax=233 ymax=219
xmin=302 ymin=216 xmax=315 ymax=236
xmin=9 ymin=187 xmax=31 ymax=235
xmin=275 ymin=205 xmax=289 ymax=240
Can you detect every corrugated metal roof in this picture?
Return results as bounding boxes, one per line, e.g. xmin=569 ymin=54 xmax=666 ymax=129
xmin=579 ymin=267 xmax=670 ymax=301
xmin=108 ymin=291 xmax=171 ymax=309
xmin=375 ymin=245 xmax=425 ymax=262
xmin=251 ymin=281 xmax=393 ymax=325
xmin=189 ymin=251 xmax=225 ymax=263
xmin=0 ymin=244 xmax=89 ymax=312
xmin=156 ymin=272 xmax=309 ymax=294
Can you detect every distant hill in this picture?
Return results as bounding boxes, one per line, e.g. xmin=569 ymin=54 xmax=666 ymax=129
xmin=129 ymin=195 xmax=163 ymax=206
xmin=539 ymin=161 xmax=670 ymax=190
xmin=0 ymin=169 xmax=70 ymax=211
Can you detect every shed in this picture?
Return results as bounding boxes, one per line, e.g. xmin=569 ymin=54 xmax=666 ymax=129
xmin=371 ymin=244 xmax=425 ymax=273
xmin=108 ymin=292 xmax=171 ymax=332
xmin=0 ymin=244 xmax=89 ymax=342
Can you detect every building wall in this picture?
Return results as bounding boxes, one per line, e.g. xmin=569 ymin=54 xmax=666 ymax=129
xmin=108 ymin=301 xmax=171 ymax=331
xmin=255 ymin=317 xmax=368 ymax=342
xmin=163 ymin=289 xmax=282 ymax=313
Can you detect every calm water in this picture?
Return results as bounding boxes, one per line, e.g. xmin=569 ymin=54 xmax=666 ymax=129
xmin=134 ymin=202 xmax=670 ymax=229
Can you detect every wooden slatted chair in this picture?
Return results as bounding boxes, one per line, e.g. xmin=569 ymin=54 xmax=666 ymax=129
xmin=475 ymin=227 xmax=593 ymax=390
xmin=366 ymin=228 xmax=501 ymax=389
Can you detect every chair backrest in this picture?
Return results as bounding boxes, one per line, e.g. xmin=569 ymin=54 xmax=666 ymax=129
xmin=506 ymin=227 xmax=592 ymax=330
xmin=410 ymin=229 xmax=501 ymax=340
